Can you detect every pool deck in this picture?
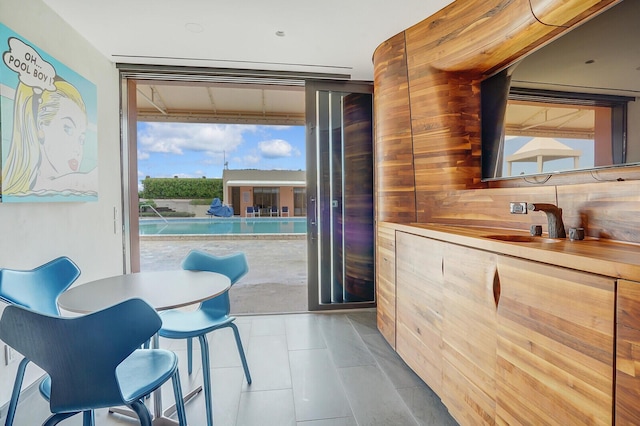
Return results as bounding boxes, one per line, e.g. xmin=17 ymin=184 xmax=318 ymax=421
xmin=140 ymin=237 xmax=308 ymax=314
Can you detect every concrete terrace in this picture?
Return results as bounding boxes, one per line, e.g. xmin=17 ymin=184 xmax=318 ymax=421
xmin=140 ymin=236 xmax=309 ymax=314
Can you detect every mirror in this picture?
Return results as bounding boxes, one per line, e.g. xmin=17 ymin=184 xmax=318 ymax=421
xmin=481 ymin=0 xmax=640 ymax=180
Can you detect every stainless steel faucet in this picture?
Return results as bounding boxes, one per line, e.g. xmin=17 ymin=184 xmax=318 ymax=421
xmin=527 ymin=203 xmax=566 ymax=238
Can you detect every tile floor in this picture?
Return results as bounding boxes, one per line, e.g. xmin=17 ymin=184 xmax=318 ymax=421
xmin=8 ymin=310 xmax=457 ymax=426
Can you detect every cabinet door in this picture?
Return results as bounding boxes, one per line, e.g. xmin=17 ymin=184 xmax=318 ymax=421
xmin=396 ymin=232 xmax=444 ymax=394
xmin=616 ymin=279 xmax=640 ymax=425
xmin=442 ymin=244 xmax=498 ymax=426
xmin=496 ymin=257 xmax=614 ymax=426
xmin=376 ymin=224 xmax=397 ymax=348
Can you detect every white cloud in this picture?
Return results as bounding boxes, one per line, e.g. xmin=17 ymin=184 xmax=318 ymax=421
xmin=138 ymin=122 xmax=257 ymax=157
xmin=258 ymin=139 xmax=299 ymax=158
xmin=243 ymin=154 xmax=261 ymax=165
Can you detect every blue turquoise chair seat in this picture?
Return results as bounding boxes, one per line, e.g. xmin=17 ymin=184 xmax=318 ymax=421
xmin=158 ymin=249 xmax=252 ymax=426
xmin=0 ymin=256 xmax=81 ymax=426
xmin=0 ymin=298 xmax=188 ymax=426
xmin=39 ymin=349 xmax=178 ymax=406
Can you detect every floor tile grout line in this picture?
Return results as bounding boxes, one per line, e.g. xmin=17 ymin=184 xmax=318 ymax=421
xmin=345 ymin=313 xmax=422 ymax=426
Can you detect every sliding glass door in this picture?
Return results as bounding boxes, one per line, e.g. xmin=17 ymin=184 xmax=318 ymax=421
xmin=306 ymin=81 xmax=375 ymax=310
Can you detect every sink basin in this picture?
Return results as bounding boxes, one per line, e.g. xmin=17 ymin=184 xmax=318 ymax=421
xmin=484 ymin=235 xmax=561 ymax=243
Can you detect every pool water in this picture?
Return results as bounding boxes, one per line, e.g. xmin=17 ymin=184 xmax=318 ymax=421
xmin=140 ymin=217 xmax=307 ymax=235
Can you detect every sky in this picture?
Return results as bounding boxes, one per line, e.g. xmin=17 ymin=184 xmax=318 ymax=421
xmin=137 ymin=122 xmax=306 ymax=185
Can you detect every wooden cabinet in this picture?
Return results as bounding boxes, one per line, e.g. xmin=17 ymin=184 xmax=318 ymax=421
xmin=376 ymin=224 xmax=397 ymax=348
xmin=384 ymin=226 xmax=621 ymax=425
xmin=395 ymin=232 xmax=444 ymax=395
xmin=442 ymin=244 xmax=498 ymax=425
xmin=495 ymin=257 xmax=615 ymax=426
xmin=616 ymin=279 xmax=640 ymax=425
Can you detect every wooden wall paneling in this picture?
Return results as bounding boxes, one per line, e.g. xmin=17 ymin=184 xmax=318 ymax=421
xmin=373 ymin=32 xmax=416 ymax=223
xmin=376 ymin=223 xmax=396 ymax=348
xmin=395 ymin=232 xmax=444 ymax=395
xmin=557 ymin=180 xmax=640 ymax=243
xmin=406 ymin=69 xmax=484 ymax=193
xmin=496 ymin=256 xmax=615 ymax=425
xmin=442 ymin=244 xmax=498 ymax=425
xmin=616 ymin=279 xmax=640 ymax=424
xmin=404 ymin=0 xmax=617 ymax=73
xmin=417 ymin=186 xmax=557 ymax=230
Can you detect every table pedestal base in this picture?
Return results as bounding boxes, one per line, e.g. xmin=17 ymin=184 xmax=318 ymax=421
xmin=108 ymin=384 xmax=203 ymax=425
xmin=109 ymin=407 xmax=182 ymax=425
xmin=163 ymin=385 xmax=203 ymax=417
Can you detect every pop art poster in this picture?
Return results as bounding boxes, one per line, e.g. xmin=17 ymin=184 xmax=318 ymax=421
xmin=0 ymin=23 xmax=98 ymax=202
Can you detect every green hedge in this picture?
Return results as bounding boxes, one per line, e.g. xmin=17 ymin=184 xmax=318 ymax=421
xmin=139 ymin=178 xmax=223 ymax=199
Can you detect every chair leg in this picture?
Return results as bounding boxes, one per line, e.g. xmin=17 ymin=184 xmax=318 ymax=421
xmin=43 ymin=412 xmax=78 ymax=426
xmin=187 ymin=337 xmax=193 ymax=374
xmin=230 ymin=322 xmax=252 ymax=384
xmin=5 ymin=357 xmax=29 ymax=426
xmin=129 ymin=400 xmax=153 ymax=426
xmin=198 ymin=334 xmax=214 ymax=426
xmin=82 ymin=410 xmax=95 ymax=426
xmin=171 ymin=369 xmax=188 ymax=426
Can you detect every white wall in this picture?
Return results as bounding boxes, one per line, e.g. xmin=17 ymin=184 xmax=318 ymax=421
xmin=0 ymin=0 xmax=124 ymax=409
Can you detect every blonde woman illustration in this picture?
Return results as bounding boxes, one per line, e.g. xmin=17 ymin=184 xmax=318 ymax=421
xmin=2 ymin=79 xmax=96 ymax=196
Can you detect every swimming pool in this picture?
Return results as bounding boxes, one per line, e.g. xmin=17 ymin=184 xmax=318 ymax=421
xmin=139 ymin=217 xmax=307 ymax=235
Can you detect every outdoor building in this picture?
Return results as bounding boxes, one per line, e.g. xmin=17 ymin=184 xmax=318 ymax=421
xmin=222 ymin=169 xmax=306 ymax=217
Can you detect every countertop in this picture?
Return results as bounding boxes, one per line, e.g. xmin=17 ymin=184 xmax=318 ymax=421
xmin=386 ymin=222 xmax=640 ymax=281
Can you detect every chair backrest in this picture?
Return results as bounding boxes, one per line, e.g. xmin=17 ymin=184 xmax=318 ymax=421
xmin=271 ymin=206 xmax=277 ymax=213
xmin=0 ymin=257 xmax=81 ymax=315
xmin=0 ymin=298 xmax=161 ymax=413
xmin=246 ymin=206 xmax=254 ymax=213
xmin=181 ymin=250 xmax=248 ymax=314
xmin=282 ymin=206 xmax=289 ymax=213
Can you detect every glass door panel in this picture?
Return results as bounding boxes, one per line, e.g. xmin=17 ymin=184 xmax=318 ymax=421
xmin=306 ymin=81 xmax=374 ymax=310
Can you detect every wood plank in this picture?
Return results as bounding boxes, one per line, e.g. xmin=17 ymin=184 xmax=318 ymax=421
xmin=376 ymin=224 xmax=396 ymax=347
xmin=616 ymin=279 xmax=640 ymax=425
xmin=496 ymin=256 xmax=614 ymax=425
xmin=395 ymin=232 xmax=444 ymax=394
xmin=373 ymin=32 xmax=416 ymax=223
xmin=442 ymin=244 xmax=498 ymax=425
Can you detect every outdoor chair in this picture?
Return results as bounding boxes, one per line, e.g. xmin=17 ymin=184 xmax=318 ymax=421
xmin=270 ymin=206 xmax=278 ymax=217
xmin=0 ymin=298 xmax=188 ymax=426
xmin=0 ymin=256 xmax=81 ymax=426
xmin=246 ymin=206 xmax=256 ymax=217
xmin=281 ymin=206 xmax=289 ymax=217
xmin=158 ymin=249 xmax=252 ymax=426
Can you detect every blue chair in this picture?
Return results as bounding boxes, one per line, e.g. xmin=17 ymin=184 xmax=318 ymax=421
xmin=0 ymin=298 xmax=188 ymax=426
xmin=158 ymin=249 xmax=252 ymax=426
xmin=270 ymin=206 xmax=278 ymax=217
xmin=0 ymin=257 xmax=81 ymax=426
xmin=246 ymin=206 xmax=256 ymax=217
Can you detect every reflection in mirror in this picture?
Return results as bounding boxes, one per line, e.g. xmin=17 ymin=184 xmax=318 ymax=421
xmin=481 ymin=0 xmax=639 ymax=180
xmin=500 ymin=89 xmax=630 ymax=177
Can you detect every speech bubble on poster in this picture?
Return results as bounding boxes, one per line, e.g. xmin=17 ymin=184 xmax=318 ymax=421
xmin=3 ymin=37 xmax=56 ymax=92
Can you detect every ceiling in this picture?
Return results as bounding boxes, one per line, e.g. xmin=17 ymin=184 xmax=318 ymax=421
xmin=42 ymin=0 xmax=452 ymax=81
xmin=42 ymin=0 xmax=453 ymax=124
xmin=42 ymin=0 xmax=638 ymax=127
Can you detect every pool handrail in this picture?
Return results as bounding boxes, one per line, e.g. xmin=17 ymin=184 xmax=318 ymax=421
xmin=140 ymin=204 xmax=169 ymax=223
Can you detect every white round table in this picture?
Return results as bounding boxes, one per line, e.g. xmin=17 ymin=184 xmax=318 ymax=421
xmin=58 ymin=269 xmax=230 ymax=314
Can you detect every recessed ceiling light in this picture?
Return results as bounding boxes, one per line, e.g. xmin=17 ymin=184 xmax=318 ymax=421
xmin=275 ymin=31 xmax=286 ymax=37
xmin=185 ymin=23 xmax=204 ymax=33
